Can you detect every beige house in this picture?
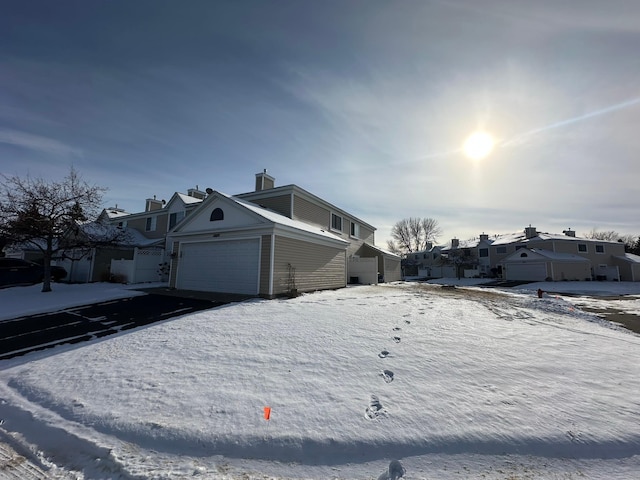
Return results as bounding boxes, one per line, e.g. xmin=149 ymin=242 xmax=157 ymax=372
xmin=235 ymin=171 xmax=401 ymax=285
xmin=167 ymin=191 xmax=349 ymax=296
xmin=413 ymin=226 xmax=636 ymax=282
xmin=100 ymin=171 xmax=400 ymax=296
xmin=501 ymin=248 xmax=592 ymax=282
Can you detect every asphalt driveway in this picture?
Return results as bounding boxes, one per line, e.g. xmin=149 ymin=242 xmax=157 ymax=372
xmin=0 ymin=293 xmax=235 ymax=360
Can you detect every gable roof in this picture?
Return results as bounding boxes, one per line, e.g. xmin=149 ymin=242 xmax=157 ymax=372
xmin=173 ymin=190 xmax=349 ymax=246
xmin=503 ymin=248 xmax=590 ymax=263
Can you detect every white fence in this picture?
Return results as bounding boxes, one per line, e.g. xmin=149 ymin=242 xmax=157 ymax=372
xmin=110 ymin=248 xmax=165 ymax=284
xmin=594 ymin=265 xmax=620 ymax=281
xmin=347 ymin=257 xmax=378 ymax=285
xmin=418 ymin=265 xmax=456 ymax=278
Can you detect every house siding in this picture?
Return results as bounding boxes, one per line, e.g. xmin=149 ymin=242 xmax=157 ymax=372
xmin=384 ymin=257 xmax=402 ymax=282
xmin=252 ymin=195 xmax=292 ymax=218
xmin=125 ymin=214 xmax=169 ymax=239
xmin=272 ymin=236 xmax=345 ymax=295
xmin=292 ymin=194 xmax=330 ymax=228
xmin=259 ymin=235 xmax=272 ymax=296
xmin=551 ymin=261 xmax=592 ymax=281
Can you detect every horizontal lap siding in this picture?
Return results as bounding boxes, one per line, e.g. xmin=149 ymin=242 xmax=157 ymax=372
xmin=251 ymin=195 xmax=292 ymax=218
xmin=273 ymin=236 xmax=346 ymax=295
xmin=293 ymin=195 xmax=329 ymax=228
xmin=260 ymin=235 xmax=272 ymax=295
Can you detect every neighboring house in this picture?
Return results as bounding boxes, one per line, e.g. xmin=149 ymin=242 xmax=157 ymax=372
xmin=55 ymin=224 xmax=164 ymax=283
xmin=3 ymin=221 xmax=164 ymax=283
xmin=612 ymin=253 xmax=640 ymax=282
xmin=501 ymin=248 xmax=591 ymax=282
xmin=414 ymin=226 xmax=635 ymax=282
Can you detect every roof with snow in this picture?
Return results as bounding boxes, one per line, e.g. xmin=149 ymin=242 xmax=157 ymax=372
xmin=217 ymin=192 xmax=350 ymax=245
xmin=615 ymin=253 xmax=640 ymax=264
xmin=506 ymin=248 xmax=591 ymax=262
xmin=176 ymin=193 xmax=204 ymax=205
xmin=102 ymin=208 xmax=131 ymax=219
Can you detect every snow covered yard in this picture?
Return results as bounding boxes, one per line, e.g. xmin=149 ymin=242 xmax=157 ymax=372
xmin=0 ymin=282 xmax=639 ymax=479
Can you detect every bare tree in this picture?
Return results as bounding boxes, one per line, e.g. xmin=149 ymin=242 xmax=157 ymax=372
xmin=388 ymin=217 xmax=442 ymax=255
xmin=583 ymin=228 xmax=621 ymax=241
xmin=0 ymin=167 xmax=119 ymax=292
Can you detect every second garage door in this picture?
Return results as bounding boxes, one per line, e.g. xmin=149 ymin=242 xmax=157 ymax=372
xmin=177 ymin=239 xmax=260 ymax=294
xmin=504 ymin=262 xmax=547 ymax=281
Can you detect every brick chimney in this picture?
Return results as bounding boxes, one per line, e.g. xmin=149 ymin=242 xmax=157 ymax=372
xmin=255 ymin=169 xmax=275 ymax=191
xmin=479 ymin=233 xmax=489 ymax=241
xmin=563 ymin=228 xmax=576 ymax=237
xmin=451 ymin=238 xmax=459 ymax=248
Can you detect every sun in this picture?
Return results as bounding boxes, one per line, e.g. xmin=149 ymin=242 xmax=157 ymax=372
xmin=463 ymin=131 xmax=495 ymax=160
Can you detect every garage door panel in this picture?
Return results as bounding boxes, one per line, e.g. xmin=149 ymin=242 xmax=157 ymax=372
xmin=505 ymin=263 xmax=547 ymax=281
xmin=178 ymin=239 xmax=260 ymax=294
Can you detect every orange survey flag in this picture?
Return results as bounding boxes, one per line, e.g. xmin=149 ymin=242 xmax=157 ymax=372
xmin=264 ymin=406 xmax=271 ymax=420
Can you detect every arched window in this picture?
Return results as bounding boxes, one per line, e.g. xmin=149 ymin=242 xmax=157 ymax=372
xmin=210 ymin=208 xmax=224 ymax=221
xmin=520 ymin=252 xmax=528 ymax=257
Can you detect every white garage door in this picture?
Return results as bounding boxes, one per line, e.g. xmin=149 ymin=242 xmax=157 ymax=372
xmin=505 ymin=262 xmax=547 ymax=281
xmin=177 ymin=239 xmax=260 ymax=294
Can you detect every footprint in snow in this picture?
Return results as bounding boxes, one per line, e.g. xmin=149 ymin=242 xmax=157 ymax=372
xmin=393 ymin=336 xmax=401 ymax=343
xmin=364 ymin=395 xmax=387 ymax=420
xmin=377 ymin=460 xmax=406 ymax=480
xmin=378 ymin=350 xmax=390 ymax=358
xmin=380 ymin=370 xmax=394 ymax=383
xmin=404 ymin=320 xmax=411 ymax=324
xmin=392 ymin=327 xmax=401 ymax=331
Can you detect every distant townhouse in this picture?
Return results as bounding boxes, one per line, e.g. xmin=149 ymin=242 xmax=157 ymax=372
xmin=413 ymin=226 xmax=639 ymax=282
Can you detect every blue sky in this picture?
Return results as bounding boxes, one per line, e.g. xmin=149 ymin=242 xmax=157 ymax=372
xmin=2 ymin=0 xmax=639 ymax=245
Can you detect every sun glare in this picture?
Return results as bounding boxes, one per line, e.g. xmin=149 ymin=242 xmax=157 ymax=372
xmin=463 ymin=131 xmax=495 ymax=160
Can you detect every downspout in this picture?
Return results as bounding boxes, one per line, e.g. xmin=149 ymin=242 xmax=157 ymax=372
xmin=269 ymin=233 xmax=275 ymax=297
xmin=549 ymin=261 xmax=554 ymax=281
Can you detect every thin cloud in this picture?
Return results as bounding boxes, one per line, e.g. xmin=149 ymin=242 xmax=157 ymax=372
xmin=0 ymin=128 xmax=82 ymax=157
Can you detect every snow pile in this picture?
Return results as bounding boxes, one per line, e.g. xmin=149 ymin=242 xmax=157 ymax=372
xmin=0 ymin=283 xmax=639 ymax=479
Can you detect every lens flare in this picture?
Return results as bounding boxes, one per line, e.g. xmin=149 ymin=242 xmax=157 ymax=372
xmin=463 ymin=131 xmax=495 ymax=160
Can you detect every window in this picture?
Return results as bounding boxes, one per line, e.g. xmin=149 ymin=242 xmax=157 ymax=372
xmin=520 ymin=252 xmax=528 ymax=257
xmin=331 ymin=213 xmax=342 ymax=232
xmin=145 ymin=216 xmax=156 ymax=232
xmin=433 ymin=253 xmax=438 ymax=260
xmin=578 ymin=244 xmax=587 ymax=253
xmin=414 ymin=254 xmax=419 ymax=260
xmin=479 ymin=248 xmax=489 ymax=258
xmin=423 ymin=254 xmax=427 ymax=259
xmin=595 ymin=244 xmax=605 ymax=253
xmin=496 ymin=246 xmax=507 ymax=254
xmin=169 ymin=211 xmax=185 ymax=229
xmin=350 ymin=222 xmax=360 ymax=238
xmin=210 ymin=208 xmax=224 ymax=221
